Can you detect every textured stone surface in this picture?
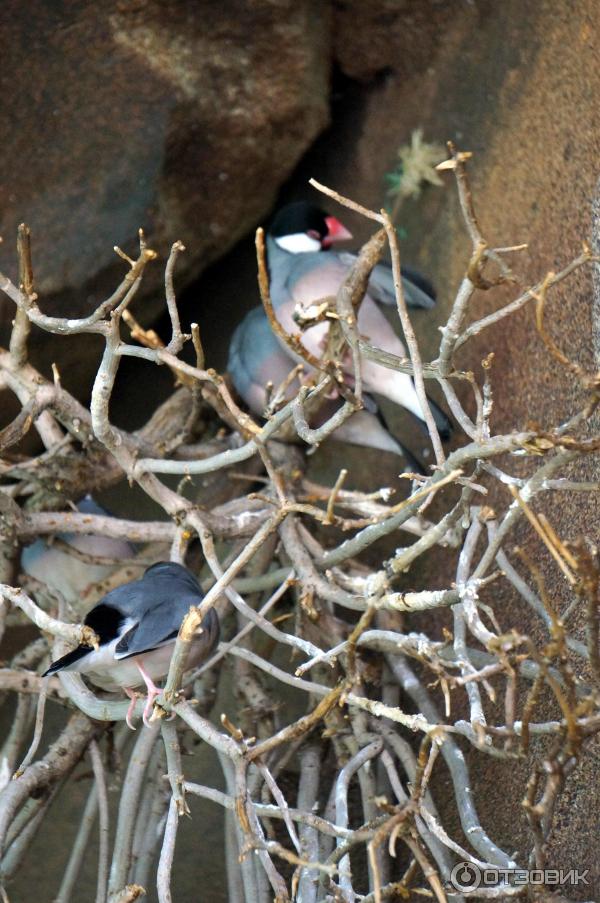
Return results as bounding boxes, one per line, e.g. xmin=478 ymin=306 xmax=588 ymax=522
xmin=0 ymin=0 xmax=330 ymax=377
xmin=333 ymin=0 xmax=456 ymax=82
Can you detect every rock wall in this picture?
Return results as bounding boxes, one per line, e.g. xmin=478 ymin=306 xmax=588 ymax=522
xmin=0 ymin=0 xmax=330 ymax=375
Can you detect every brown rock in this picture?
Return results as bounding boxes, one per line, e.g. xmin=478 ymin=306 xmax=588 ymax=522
xmin=0 ymin=0 xmax=330 ymax=378
xmin=333 ymin=0 xmax=456 ymax=82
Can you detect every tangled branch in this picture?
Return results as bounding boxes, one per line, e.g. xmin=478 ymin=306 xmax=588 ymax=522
xmin=1 ymin=146 xmax=599 ymax=902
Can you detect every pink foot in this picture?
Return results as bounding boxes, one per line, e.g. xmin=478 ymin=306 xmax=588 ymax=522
xmin=124 ymin=687 xmax=138 ymax=731
xmin=136 ymin=660 xmax=163 ymax=728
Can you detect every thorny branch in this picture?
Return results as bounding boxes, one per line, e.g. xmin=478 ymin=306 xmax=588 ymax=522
xmin=1 ymin=149 xmax=600 ymax=902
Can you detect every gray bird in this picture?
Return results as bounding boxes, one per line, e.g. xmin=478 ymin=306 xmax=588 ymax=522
xmin=228 ymin=304 xmax=424 ymax=471
xmin=43 ymin=562 xmax=219 ymax=729
xmin=265 ymin=201 xmax=450 ymax=437
xmin=21 ymin=495 xmax=135 ymax=604
xmin=228 ymin=202 xmax=449 ymax=469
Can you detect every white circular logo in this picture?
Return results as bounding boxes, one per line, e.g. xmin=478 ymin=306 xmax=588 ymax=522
xmin=451 ymin=862 xmax=482 ymax=892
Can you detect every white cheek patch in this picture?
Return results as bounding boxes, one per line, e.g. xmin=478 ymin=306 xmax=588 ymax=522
xmin=275 ymin=233 xmax=321 ymax=254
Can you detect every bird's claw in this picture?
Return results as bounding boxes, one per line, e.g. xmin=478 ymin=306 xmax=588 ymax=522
xmin=142 ymin=689 xmax=160 ymax=728
xmin=124 ymin=687 xmax=139 ymax=731
xmin=135 ymin=660 xmax=163 ymax=729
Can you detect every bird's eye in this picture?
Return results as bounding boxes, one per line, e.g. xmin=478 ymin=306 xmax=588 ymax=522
xmin=307 ymin=229 xmax=321 ymax=240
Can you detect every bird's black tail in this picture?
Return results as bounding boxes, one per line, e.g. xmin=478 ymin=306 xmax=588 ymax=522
xmin=42 ymin=645 xmax=88 ymax=676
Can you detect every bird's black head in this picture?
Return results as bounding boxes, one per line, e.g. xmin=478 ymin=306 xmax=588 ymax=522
xmin=269 ymin=201 xmax=352 ymax=253
xmin=270 ymin=202 xmax=328 ymax=240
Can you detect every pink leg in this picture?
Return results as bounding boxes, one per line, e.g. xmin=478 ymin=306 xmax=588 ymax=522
xmin=124 ymin=687 xmax=138 ymax=731
xmin=136 ymin=660 xmax=162 ymax=727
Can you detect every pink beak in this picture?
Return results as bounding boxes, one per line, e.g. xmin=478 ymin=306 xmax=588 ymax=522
xmin=322 ymin=215 xmax=353 ymax=247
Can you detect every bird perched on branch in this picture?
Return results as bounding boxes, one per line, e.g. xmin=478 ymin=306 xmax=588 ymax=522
xmin=229 ymin=304 xmax=424 ymax=471
xmin=43 ymin=561 xmax=219 ymax=729
xmin=228 ymin=201 xmax=450 ymax=468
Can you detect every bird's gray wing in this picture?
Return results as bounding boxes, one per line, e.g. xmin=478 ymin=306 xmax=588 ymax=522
xmin=99 ymin=579 xmax=156 ymax=620
xmin=114 ymin=591 xmax=199 ymax=658
xmin=113 ymin=561 xmax=215 ymax=659
xmin=337 ymin=252 xmax=436 ymax=310
xmin=228 ymin=307 xmax=302 ymax=415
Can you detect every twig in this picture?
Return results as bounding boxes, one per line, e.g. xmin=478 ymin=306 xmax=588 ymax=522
xmin=9 ymin=224 xmax=34 ymax=367
xmin=108 ymin=723 xmax=160 ymax=895
xmin=13 ymin=677 xmax=48 ymax=777
xmin=156 ymin=797 xmax=178 ymax=903
xmin=0 ymin=713 xmax=97 ymax=856
xmin=161 ymin=720 xmax=189 ymax=816
xmin=0 ymin=584 xmax=98 ymax=648
xmin=164 ymin=241 xmax=187 ymax=355
xmin=89 ymin=739 xmax=110 ymax=903
xmin=334 ymin=739 xmax=383 ymax=899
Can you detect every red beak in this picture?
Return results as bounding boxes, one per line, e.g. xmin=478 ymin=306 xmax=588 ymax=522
xmin=322 ymin=215 xmax=352 ymax=248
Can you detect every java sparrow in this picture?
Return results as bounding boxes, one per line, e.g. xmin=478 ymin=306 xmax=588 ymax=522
xmin=264 ymin=201 xmax=450 ymax=438
xmin=21 ymin=495 xmax=135 ymax=605
xmin=228 ymin=304 xmax=425 ymax=472
xmin=43 ymin=561 xmax=219 ymax=728
xmin=228 ymin=202 xmax=450 ymax=470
